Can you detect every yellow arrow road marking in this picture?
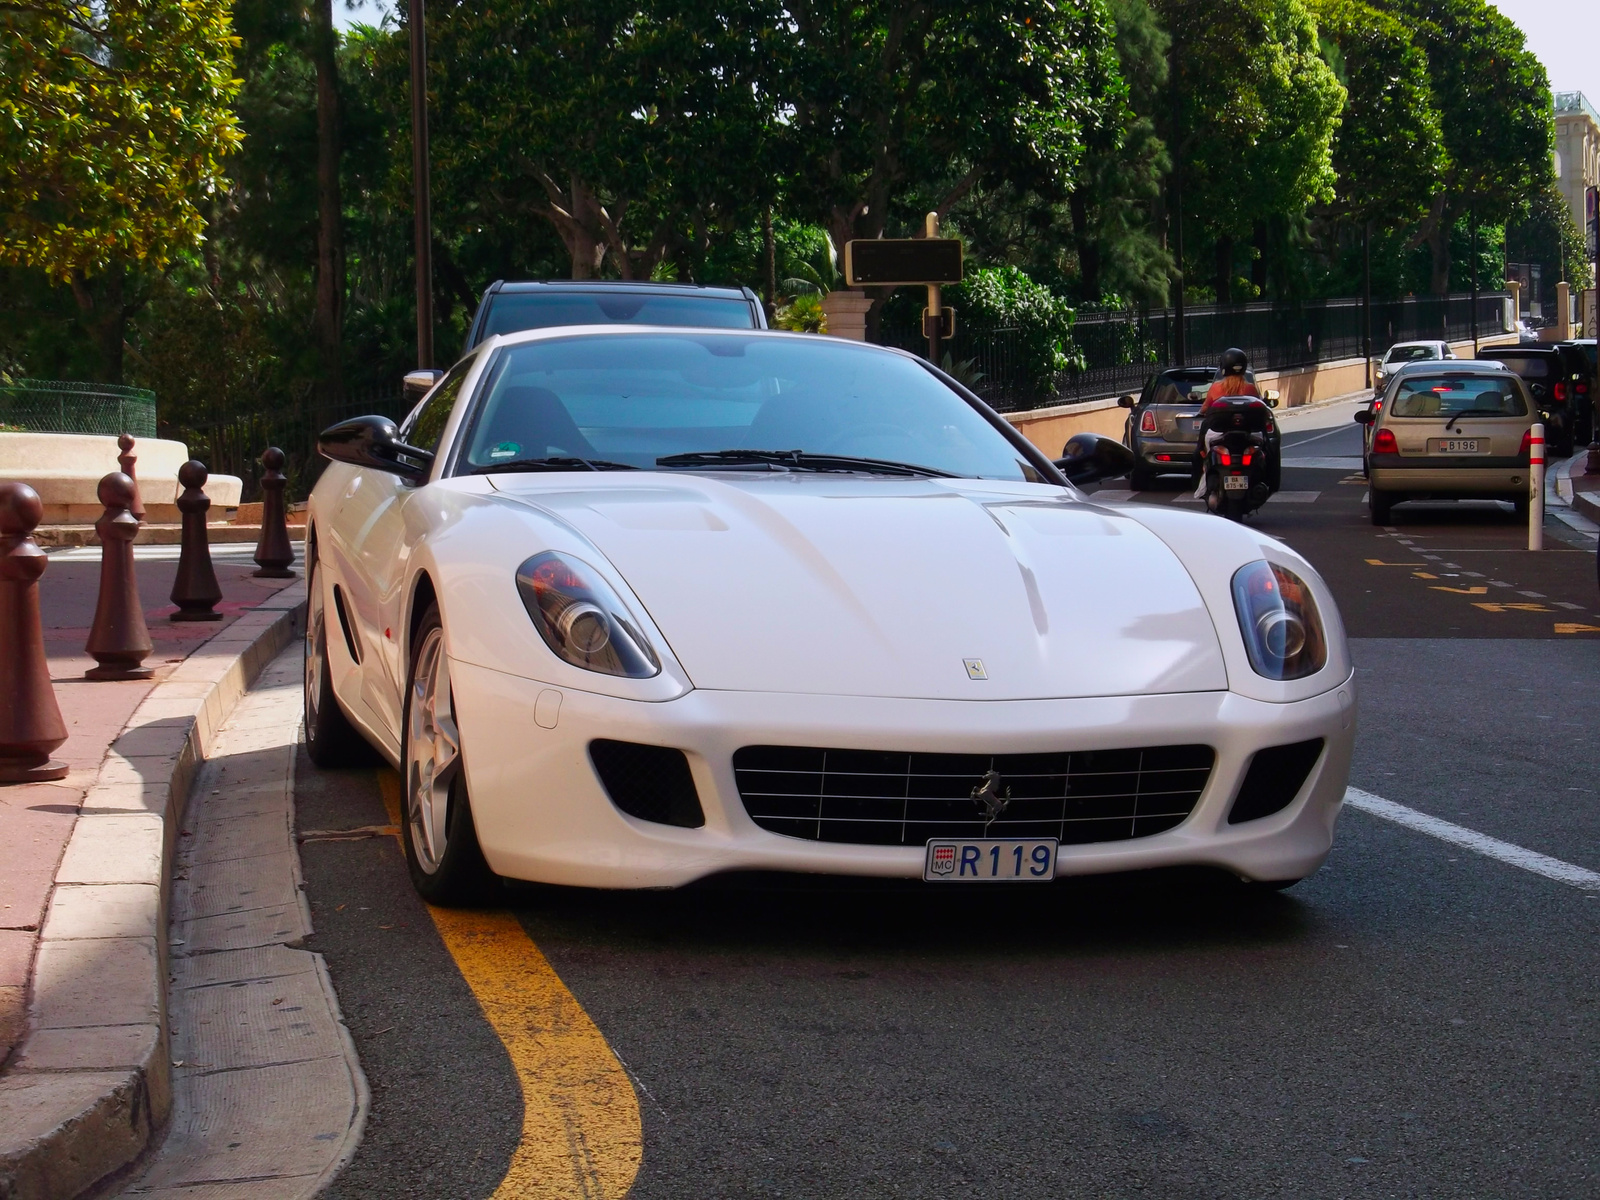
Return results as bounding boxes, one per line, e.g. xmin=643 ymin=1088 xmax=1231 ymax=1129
xmin=378 ymin=771 xmax=643 ymax=1198
xmin=1413 ymin=572 xmax=1438 ymax=579
xmin=1430 ymin=586 xmax=1488 ymax=595
xmin=1555 ymin=623 xmax=1600 ymax=634
xmin=1365 ymin=559 xmax=1424 ymax=566
xmin=1472 ymin=602 xmax=1554 ymax=613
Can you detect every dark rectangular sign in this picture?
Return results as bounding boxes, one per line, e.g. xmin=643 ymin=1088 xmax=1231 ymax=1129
xmin=844 ymin=239 xmax=963 ymax=287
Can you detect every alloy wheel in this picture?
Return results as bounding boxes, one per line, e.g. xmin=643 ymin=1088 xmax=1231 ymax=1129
xmin=405 ymin=626 xmax=460 ymax=875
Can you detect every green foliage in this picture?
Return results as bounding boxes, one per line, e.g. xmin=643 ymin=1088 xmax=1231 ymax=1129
xmin=0 ymin=0 xmax=243 ymax=278
xmin=1158 ymin=0 xmax=1345 ymax=243
xmin=775 ymin=294 xmax=826 ymax=333
xmin=951 ymin=266 xmax=1080 ymax=394
xmin=1309 ymin=0 xmax=1444 ymax=228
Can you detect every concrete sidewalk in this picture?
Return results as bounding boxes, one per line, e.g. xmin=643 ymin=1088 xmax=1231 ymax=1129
xmin=0 ymin=540 xmax=306 ymax=1199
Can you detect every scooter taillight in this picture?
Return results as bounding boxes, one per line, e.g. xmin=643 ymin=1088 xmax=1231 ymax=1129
xmin=1216 ymin=449 xmax=1232 ymax=466
xmin=1373 ymin=428 xmax=1399 ymax=455
xmin=1242 ymin=450 xmax=1255 ymax=465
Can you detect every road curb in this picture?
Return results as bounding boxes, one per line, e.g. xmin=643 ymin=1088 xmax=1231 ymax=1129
xmin=0 ymin=583 xmax=307 ymax=1200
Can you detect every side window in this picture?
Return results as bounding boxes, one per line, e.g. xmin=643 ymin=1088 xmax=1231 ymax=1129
xmin=404 ymin=363 xmax=470 ymax=453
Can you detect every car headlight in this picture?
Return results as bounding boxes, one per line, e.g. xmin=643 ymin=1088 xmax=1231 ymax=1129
xmin=1231 ymin=560 xmax=1327 ymax=680
xmin=515 ymin=551 xmax=661 ymax=678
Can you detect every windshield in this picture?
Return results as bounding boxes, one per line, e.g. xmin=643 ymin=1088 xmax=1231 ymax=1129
xmin=1385 ymin=344 xmax=1440 ymax=365
xmin=479 ymin=293 xmax=755 ymax=341
xmin=1390 ymin=375 xmax=1528 ymax=417
xmin=457 ymin=333 xmax=1042 ymax=480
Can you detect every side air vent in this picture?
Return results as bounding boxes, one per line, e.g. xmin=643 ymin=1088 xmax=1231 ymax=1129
xmin=332 ymin=584 xmax=362 ymax=664
xmin=589 ymin=740 xmax=705 ymax=829
xmin=1228 ymin=739 xmax=1325 ymax=825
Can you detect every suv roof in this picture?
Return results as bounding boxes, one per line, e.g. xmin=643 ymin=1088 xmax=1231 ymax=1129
xmin=463 ymin=278 xmax=766 ymax=350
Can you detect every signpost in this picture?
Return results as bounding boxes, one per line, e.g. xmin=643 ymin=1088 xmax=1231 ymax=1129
xmin=845 ymin=213 xmax=963 ymax=364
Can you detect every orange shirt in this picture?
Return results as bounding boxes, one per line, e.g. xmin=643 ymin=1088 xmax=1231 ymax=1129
xmin=1201 ymin=374 xmax=1259 ymax=412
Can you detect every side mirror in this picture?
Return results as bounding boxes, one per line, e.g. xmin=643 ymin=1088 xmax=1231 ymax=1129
xmin=319 ymin=415 xmax=434 ymax=482
xmin=1262 ymin=389 xmax=1280 ymax=407
xmin=1117 ymin=394 xmax=1137 ymax=409
xmin=1055 ymin=433 xmax=1136 ymax=486
xmin=403 ymin=368 xmax=445 ymax=405
xmin=1353 ymin=410 xmax=1374 ymax=426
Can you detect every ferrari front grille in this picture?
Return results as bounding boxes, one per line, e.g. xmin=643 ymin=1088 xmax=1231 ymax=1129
xmin=733 ymin=745 xmax=1214 ymax=846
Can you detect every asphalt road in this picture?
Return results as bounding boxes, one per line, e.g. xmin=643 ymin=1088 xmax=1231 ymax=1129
xmin=295 ymin=417 xmax=1600 ymax=1198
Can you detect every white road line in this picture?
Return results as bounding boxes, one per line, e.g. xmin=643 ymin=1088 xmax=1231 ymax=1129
xmin=1345 ymin=787 xmax=1600 ymax=891
xmin=1281 ymin=424 xmax=1355 ymax=449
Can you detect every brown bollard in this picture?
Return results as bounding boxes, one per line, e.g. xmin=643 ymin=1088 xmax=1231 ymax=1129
xmin=253 ymin=446 xmax=296 ymax=578
xmin=117 ymin=432 xmax=146 ymax=521
xmin=0 ymin=483 xmax=69 ymax=783
xmin=171 ymin=460 xmax=223 ymax=621
xmin=85 ymin=472 xmax=154 ymax=680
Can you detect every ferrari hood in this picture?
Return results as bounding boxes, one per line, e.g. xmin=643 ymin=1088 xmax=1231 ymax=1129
xmin=489 ymin=474 xmax=1227 ymax=700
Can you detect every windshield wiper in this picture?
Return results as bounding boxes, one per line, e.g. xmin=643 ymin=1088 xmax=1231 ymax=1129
xmin=1443 ymin=409 xmax=1503 ymax=432
xmin=655 ymin=449 xmax=954 ymax=478
xmin=468 ymin=455 xmax=638 ymax=474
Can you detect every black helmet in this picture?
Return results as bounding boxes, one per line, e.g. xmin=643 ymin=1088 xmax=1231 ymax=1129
xmin=1220 ymin=347 xmax=1249 ymax=375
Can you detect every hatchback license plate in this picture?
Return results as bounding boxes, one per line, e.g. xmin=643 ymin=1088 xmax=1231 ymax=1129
xmin=1434 ymin=438 xmax=1481 ymax=453
xmin=1222 ymin=474 xmax=1249 ymax=490
xmin=924 ymin=839 xmax=1058 ymax=881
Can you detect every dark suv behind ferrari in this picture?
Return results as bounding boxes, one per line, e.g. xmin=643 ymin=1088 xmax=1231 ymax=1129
xmin=1476 ymin=343 xmax=1592 ymax=453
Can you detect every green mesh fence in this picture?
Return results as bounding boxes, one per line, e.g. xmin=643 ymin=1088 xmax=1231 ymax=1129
xmin=0 ymin=379 xmax=158 ymax=437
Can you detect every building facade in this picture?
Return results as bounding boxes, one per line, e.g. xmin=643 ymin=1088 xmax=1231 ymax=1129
xmin=1554 ymin=92 xmax=1598 ymax=272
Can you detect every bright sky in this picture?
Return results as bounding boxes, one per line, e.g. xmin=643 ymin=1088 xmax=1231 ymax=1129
xmin=334 ymin=0 xmax=392 ymax=32
xmin=1488 ymin=0 xmax=1598 ymax=101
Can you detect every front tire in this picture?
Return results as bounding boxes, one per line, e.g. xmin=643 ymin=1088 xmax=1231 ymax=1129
xmin=304 ymin=551 xmax=372 ymax=768
xmin=401 ymin=604 xmax=495 ymax=905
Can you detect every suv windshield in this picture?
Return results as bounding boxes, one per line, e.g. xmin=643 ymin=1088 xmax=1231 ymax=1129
xmin=479 ymin=292 xmax=755 ymax=340
xmin=457 ymin=333 xmax=1041 ymax=481
xmin=1390 ymin=375 xmax=1528 ymax=417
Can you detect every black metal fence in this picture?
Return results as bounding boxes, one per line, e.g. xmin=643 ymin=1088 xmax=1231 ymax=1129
xmin=0 ymin=379 xmax=159 ymax=437
xmin=172 ymin=380 xmax=410 ymax=503
xmin=882 ymin=292 xmax=1513 ymax=412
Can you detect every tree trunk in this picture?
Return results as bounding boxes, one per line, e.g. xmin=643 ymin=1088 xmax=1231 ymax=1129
xmin=1215 ymin=235 xmax=1233 ymax=305
xmin=762 ymin=206 xmax=776 ymax=321
xmin=1251 ymin=222 xmax=1267 ymax=298
xmin=312 ymin=0 xmax=344 ymax=411
xmin=1427 ymin=222 xmax=1452 ymax=296
xmin=1069 ymin=188 xmax=1100 ymax=303
xmin=70 ymin=267 xmax=127 ymax=385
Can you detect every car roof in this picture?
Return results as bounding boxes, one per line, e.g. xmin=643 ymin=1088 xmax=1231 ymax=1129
xmin=488 ymin=279 xmax=752 ymax=298
xmin=1390 ymin=358 xmax=1509 ymax=373
xmin=1478 ymin=344 xmax=1560 ymax=355
xmin=1385 ymin=340 xmax=1448 ymax=350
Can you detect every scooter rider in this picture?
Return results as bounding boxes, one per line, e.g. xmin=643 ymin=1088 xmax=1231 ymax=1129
xmin=1193 ymin=347 xmax=1261 ymax=498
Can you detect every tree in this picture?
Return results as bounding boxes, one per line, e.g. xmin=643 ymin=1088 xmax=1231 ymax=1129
xmin=423 ymin=0 xmax=775 ymax=280
xmin=1067 ymin=0 xmax=1172 ymax=305
xmin=1154 ymin=0 xmax=1345 ymax=302
xmin=771 ymin=0 xmax=1127 ymax=262
xmin=0 ymin=0 xmax=242 ymax=380
xmin=1382 ymin=0 xmax=1552 ymax=294
xmin=1309 ymin=0 xmax=1443 ymax=232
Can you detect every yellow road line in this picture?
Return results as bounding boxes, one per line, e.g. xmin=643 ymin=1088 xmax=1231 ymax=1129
xmin=378 ymin=770 xmax=643 ymax=1198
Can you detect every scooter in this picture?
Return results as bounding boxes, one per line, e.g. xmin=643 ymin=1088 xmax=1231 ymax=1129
xmin=1196 ymin=396 xmax=1276 ymax=521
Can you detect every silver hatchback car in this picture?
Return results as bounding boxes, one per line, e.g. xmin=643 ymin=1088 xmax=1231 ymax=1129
xmin=1356 ymin=362 xmax=1535 ymax=525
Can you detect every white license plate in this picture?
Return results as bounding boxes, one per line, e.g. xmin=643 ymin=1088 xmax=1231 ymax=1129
xmin=924 ymin=838 xmax=1058 ymax=882
xmin=1434 ymin=438 xmax=1481 ymax=453
xmin=1222 ymin=474 xmax=1249 ymax=490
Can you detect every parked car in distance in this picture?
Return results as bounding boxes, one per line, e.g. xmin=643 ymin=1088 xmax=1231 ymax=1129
xmin=1358 ymin=358 xmax=1513 ymax=473
xmin=1119 ymin=366 xmax=1280 ymax=490
xmin=1475 ymin=343 xmax=1592 ymax=452
xmin=1356 ymin=363 xmax=1536 ymax=525
xmin=1373 ymin=340 xmax=1454 ymax=396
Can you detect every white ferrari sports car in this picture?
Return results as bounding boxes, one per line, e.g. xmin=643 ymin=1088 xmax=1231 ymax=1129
xmin=305 ymin=327 xmax=1355 ymax=901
